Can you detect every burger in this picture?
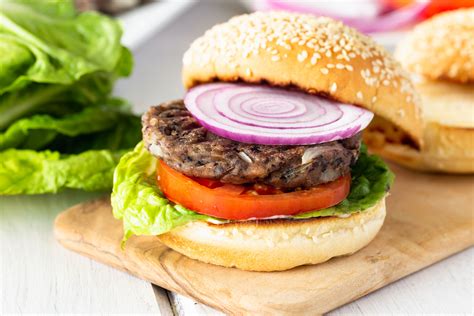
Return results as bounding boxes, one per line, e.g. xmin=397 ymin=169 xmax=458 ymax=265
xmin=366 ymin=8 xmax=473 ymax=173
xmin=112 ymin=12 xmax=420 ymax=271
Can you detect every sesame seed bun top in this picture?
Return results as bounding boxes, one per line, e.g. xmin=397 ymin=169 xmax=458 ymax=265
xmin=395 ymin=8 xmax=474 ymax=83
xmin=182 ymin=11 xmax=422 ymax=146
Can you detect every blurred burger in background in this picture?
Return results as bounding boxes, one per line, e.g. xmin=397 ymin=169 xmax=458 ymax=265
xmin=249 ymin=0 xmax=474 ymax=35
xmin=366 ymin=8 xmax=473 ymax=173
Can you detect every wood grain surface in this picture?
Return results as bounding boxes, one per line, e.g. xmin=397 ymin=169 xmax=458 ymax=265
xmin=54 ymin=164 xmax=474 ymax=315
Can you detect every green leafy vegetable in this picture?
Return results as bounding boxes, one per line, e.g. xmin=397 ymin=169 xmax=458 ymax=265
xmin=0 ymin=0 xmax=139 ymax=195
xmin=295 ymin=144 xmax=394 ymax=218
xmin=0 ymin=148 xmax=126 ymax=194
xmin=112 ymin=143 xmax=394 ymax=240
xmin=0 ymin=104 xmax=132 ymax=150
xmin=112 ymin=142 xmax=219 ymax=240
xmin=0 ymin=0 xmax=131 ymax=94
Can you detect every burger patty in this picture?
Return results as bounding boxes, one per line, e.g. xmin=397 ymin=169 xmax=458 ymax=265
xmin=142 ymin=100 xmax=361 ymax=190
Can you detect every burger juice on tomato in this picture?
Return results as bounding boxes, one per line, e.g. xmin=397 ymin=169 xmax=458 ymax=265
xmin=112 ymin=12 xmax=421 ymax=271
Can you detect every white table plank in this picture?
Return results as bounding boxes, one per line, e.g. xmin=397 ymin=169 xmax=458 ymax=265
xmin=0 ymin=192 xmax=160 ymax=314
xmin=170 ymin=293 xmax=223 ymax=316
xmin=331 ymin=247 xmax=473 ymax=314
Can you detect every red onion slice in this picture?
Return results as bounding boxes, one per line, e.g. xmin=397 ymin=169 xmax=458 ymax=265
xmin=184 ymin=83 xmax=374 ymax=146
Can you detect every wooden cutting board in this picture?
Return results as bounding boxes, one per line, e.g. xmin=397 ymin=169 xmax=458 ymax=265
xmin=54 ymin=164 xmax=474 ymax=315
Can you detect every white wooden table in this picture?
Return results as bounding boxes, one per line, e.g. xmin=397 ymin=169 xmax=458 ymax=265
xmin=1 ymin=2 xmax=473 ymax=314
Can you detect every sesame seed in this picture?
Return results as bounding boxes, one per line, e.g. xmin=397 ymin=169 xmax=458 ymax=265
xmin=372 ymin=96 xmax=377 ymax=103
xmin=330 ymin=82 xmax=337 ymax=93
xmin=184 ymin=11 xmax=419 ymax=107
xmin=357 ymin=91 xmax=363 ymax=100
xmin=297 ymin=50 xmax=308 ymax=62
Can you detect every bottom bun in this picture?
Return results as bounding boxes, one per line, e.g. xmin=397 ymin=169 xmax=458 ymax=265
xmin=158 ymin=198 xmax=386 ymax=271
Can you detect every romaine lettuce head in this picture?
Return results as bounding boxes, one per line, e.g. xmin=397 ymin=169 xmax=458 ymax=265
xmin=0 ymin=1 xmax=138 ymax=195
xmin=0 ymin=0 xmax=133 ymax=129
xmin=112 ymin=143 xmax=394 ymax=240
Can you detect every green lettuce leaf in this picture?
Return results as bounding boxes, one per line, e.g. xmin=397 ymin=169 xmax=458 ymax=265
xmin=0 ymin=71 xmax=121 ymax=130
xmin=0 ymin=1 xmax=138 ymax=195
xmin=0 ymin=0 xmax=133 ymax=129
xmin=0 ymin=0 xmax=77 ymax=18
xmin=0 ymin=101 xmax=139 ymax=151
xmin=112 ymin=142 xmax=219 ymax=240
xmin=0 ymin=0 xmax=130 ymax=93
xmin=295 ymin=144 xmax=394 ymax=218
xmin=0 ymin=148 xmax=126 ymax=195
xmin=112 ymin=143 xmax=394 ymax=239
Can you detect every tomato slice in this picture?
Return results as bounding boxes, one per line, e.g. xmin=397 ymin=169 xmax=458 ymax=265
xmin=157 ymin=160 xmax=350 ymax=220
xmin=381 ymin=0 xmax=474 ymax=18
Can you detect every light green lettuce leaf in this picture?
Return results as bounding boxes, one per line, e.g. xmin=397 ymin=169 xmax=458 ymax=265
xmin=0 ymin=0 xmax=131 ymax=93
xmin=0 ymin=148 xmax=126 ymax=195
xmin=0 ymin=0 xmax=77 ymax=18
xmin=112 ymin=142 xmax=219 ymax=240
xmin=112 ymin=143 xmax=394 ymax=239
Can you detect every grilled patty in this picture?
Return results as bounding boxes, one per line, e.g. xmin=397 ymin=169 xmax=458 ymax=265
xmin=142 ymin=100 xmax=361 ymax=190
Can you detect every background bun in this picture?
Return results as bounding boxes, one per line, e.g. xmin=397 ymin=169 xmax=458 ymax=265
xmin=389 ymin=9 xmax=474 ymax=173
xmin=158 ymin=199 xmax=386 ymax=271
xmin=364 ymin=79 xmax=474 ymax=173
xmin=365 ymin=127 xmax=474 ymax=173
xmin=395 ymin=8 xmax=474 ymax=83
xmin=182 ymin=11 xmax=422 ymax=147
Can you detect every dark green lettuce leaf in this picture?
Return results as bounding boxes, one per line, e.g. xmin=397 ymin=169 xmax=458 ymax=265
xmin=0 ymin=52 xmax=130 ymax=130
xmin=112 ymin=143 xmax=394 ymax=240
xmin=0 ymin=100 xmax=139 ymax=151
xmin=295 ymin=145 xmax=394 ymax=218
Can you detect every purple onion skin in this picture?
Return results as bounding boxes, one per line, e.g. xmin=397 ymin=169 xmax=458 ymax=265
xmin=185 ymin=83 xmax=373 ymax=146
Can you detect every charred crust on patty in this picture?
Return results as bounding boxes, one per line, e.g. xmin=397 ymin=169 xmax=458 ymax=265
xmin=142 ymin=100 xmax=361 ymax=190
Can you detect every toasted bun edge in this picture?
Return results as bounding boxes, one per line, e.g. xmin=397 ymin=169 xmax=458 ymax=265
xmin=158 ymin=198 xmax=386 ymax=271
